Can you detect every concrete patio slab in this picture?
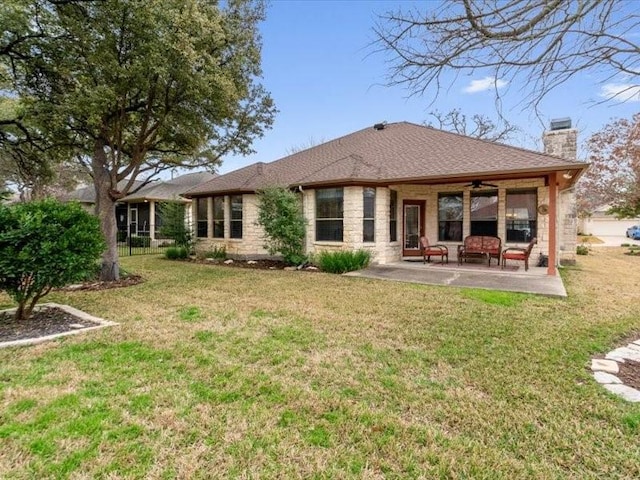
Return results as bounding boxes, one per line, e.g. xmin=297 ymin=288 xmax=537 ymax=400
xmin=344 ymin=261 xmax=567 ymax=297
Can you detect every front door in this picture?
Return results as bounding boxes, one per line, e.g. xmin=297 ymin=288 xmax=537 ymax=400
xmin=403 ymin=200 xmax=425 ymax=257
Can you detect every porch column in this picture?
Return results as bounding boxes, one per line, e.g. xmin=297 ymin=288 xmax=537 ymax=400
xmin=207 ymin=197 xmax=214 ymax=238
xmin=149 ymin=201 xmax=156 ymax=240
xmin=547 ymin=172 xmax=558 ymax=276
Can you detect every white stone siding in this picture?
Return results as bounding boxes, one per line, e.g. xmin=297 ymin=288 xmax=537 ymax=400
xmin=558 ymin=189 xmax=577 ymax=264
xmin=395 ymin=179 xmax=548 ymax=261
xmin=194 ymin=194 xmax=270 ymax=258
xmin=192 ymin=179 xmax=553 ymax=264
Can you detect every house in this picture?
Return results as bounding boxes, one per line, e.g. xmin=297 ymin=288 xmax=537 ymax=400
xmin=119 ymin=171 xmax=215 ymax=240
xmin=578 ymin=204 xmax=640 ymax=237
xmin=184 ymin=121 xmax=587 ymax=275
xmin=65 ymin=172 xmax=214 ymax=240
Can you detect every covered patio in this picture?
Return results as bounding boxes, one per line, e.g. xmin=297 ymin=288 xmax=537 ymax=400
xmin=345 ymin=259 xmax=567 ymax=297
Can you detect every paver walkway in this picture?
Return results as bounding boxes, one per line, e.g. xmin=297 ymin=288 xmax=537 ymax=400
xmin=591 ymin=339 xmax=640 ymax=402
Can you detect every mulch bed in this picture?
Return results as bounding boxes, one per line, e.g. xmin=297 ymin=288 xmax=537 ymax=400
xmin=618 ymin=359 xmax=640 ymax=390
xmin=194 ymin=258 xmax=319 ymax=271
xmin=0 ymin=307 xmax=100 ymax=343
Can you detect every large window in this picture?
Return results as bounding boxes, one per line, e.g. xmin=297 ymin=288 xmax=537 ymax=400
xmin=506 ymin=190 xmax=537 ymax=242
xmin=213 ymin=196 xmax=224 ymax=238
xmin=470 ymin=191 xmax=498 ymax=236
xmin=363 ymin=187 xmax=375 ymax=242
xmin=316 ymin=188 xmax=343 ymax=241
xmin=230 ymin=195 xmax=243 ymax=239
xmin=196 ymin=197 xmax=208 ymax=238
xmin=438 ymin=193 xmax=463 ymax=242
xmin=389 ymin=190 xmax=397 ymax=242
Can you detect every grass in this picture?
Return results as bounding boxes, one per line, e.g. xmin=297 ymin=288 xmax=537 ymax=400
xmin=1 ymin=248 xmax=640 ymax=478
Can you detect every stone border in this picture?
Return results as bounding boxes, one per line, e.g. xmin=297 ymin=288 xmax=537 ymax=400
xmin=0 ymin=303 xmax=118 ymax=349
xmin=591 ymin=339 xmax=640 ymax=402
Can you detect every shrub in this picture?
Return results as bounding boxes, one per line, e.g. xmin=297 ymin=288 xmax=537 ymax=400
xmin=202 ymin=245 xmax=227 ymax=260
xmin=316 ymin=249 xmax=371 ymax=274
xmin=129 ymin=236 xmax=151 ymax=248
xmin=158 ymin=201 xmax=192 ymax=248
xmin=165 ymin=246 xmax=189 ymax=260
xmin=0 ymin=200 xmax=105 ymax=320
xmin=576 ymin=245 xmax=589 ymax=255
xmin=256 ymin=187 xmax=307 ymax=265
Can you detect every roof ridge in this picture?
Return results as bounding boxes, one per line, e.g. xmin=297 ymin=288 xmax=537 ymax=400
xmin=402 ymin=120 xmax=585 ymax=164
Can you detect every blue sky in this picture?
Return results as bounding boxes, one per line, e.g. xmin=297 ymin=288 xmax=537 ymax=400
xmin=217 ymin=0 xmax=639 ymax=174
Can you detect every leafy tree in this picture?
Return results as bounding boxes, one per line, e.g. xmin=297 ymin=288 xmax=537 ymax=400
xmin=0 ymin=0 xmax=276 ymax=281
xmin=427 ymin=109 xmax=519 ymax=143
xmin=158 ymin=201 xmax=192 ymax=249
xmin=256 ymin=186 xmax=307 ymax=265
xmin=576 ymin=113 xmax=640 ymax=218
xmin=0 ymin=199 xmax=105 ymax=321
xmin=375 ymin=1 xmax=639 ymax=111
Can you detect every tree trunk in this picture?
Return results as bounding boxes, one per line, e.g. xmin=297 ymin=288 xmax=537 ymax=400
xmin=93 ymin=140 xmax=120 ymax=281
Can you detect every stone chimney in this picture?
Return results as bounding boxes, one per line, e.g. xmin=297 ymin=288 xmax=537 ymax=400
xmin=542 ymin=118 xmax=578 ymax=266
xmin=542 ymin=118 xmax=577 ymax=160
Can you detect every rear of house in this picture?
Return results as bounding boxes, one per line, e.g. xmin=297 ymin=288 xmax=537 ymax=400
xmin=184 ymin=121 xmax=587 ymax=275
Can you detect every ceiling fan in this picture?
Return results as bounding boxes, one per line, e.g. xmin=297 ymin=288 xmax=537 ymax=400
xmin=465 ymin=179 xmax=498 ymax=189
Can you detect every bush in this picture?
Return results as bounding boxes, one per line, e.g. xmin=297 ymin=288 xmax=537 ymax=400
xmin=256 ymin=187 xmax=307 ymax=265
xmin=129 ymin=236 xmax=151 ymax=248
xmin=0 ymin=199 xmax=105 ymax=320
xmin=201 ymin=245 xmax=227 ymax=260
xmin=165 ymin=246 xmax=189 ymax=260
xmin=158 ymin=201 xmax=192 ymax=248
xmin=316 ymin=249 xmax=371 ymax=274
xmin=576 ymin=245 xmax=589 ymax=255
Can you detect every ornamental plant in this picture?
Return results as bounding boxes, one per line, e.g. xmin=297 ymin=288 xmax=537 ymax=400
xmin=256 ymin=187 xmax=307 ymax=265
xmin=0 ymin=199 xmax=105 ymax=321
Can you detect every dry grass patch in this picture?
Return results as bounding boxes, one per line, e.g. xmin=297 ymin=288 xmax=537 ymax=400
xmin=1 ymin=252 xmax=640 ymax=478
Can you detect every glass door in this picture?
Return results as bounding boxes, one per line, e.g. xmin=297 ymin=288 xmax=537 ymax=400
xmin=403 ymin=200 xmax=425 ymax=256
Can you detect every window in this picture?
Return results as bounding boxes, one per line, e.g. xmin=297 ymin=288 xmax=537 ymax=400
xmin=230 ymin=195 xmax=243 ymax=239
xmin=389 ymin=190 xmax=397 ymax=242
xmin=363 ymin=187 xmax=375 ymax=242
xmin=316 ymin=188 xmax=343 ymax=241
xmin=506 ymin=190 xmax=537 ymax=242
xmin=196 ymin=197 xmax=208 ymax=238
xmin=213 ymin=196 xmax=224 ymax=238
xmin=438 ymin=193 xmax=463 ymax=242
xmin=470 ymin=191 xmax=498 ymax=236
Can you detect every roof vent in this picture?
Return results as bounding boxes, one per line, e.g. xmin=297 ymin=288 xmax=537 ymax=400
xmin=373 ymin=122 xmax=387 ymax=131
xmin=550 ymin=118 xmax=572 ymax=131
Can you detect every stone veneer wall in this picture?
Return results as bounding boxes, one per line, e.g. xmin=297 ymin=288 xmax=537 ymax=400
xmin=394 ymin=179 xmax=548 ymax=264
xmin=542 ymin=127 xmax=579 ymax=265
xmin=193 ymin=194 xmax=271 ymax=258
xmin=193 ymin=180 xmax=556 ymax=264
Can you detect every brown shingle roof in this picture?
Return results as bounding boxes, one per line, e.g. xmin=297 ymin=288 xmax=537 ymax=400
xmin=185 ymin=122 xmax=586 ymax=196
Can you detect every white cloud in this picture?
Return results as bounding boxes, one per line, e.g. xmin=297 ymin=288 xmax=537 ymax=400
xmin=600 ymin=83 xmax=640 ymax=102
xmin=463 ymin=76 xmax=507 ymax=94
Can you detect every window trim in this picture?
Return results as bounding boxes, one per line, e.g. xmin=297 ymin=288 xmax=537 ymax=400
xmin=196 ymin=197 xmax=208 ymax=238
xmin=505 ymin=189 xmax=537 ymax=243
xmin=437 ymin=192 xmax=463 ymax=242
xmin=212 ymin=196 xmax=224 ymax=239
xmin=230 ymin=195 xmax=243 ymax=239
xmin=315 ymin=187 xmax=344 ymax=242
xmin=363 ymin=187 xmax=375 ymax=243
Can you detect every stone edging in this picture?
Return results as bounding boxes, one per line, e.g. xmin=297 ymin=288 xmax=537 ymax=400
xmin=0 ymin=302 xmax=118 ymax=349
xmin=591 ymin=339 xmax=640 ymax=402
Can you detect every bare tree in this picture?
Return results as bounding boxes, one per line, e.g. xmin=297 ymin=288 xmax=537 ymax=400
xmin=374 ymin=1 xmax=640 ymax=111
xmin=576 ymin=112 xmax=640 ymax=218
xmin=427 ymin=109 xmax=519 ymax=143
xmin=285 ymin=136 xmax=326 ymax=156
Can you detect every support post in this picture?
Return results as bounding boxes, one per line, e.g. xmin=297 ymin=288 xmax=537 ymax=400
xmin=547 ymin=172 xmax=558 ymax=276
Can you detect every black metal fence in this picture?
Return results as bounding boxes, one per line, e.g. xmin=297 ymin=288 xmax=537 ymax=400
xmin=117 ymin=223 xmax=177 ymax=256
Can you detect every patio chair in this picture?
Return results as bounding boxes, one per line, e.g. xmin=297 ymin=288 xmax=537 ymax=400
xmin=420 ymin=236 xmax=449 ymax=264
xmin=501 ymin=238 xmax=537 ymax=271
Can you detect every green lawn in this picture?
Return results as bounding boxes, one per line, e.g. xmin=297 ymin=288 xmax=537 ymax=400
xmin=1 ymin=250 xmax=640 ymax=478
